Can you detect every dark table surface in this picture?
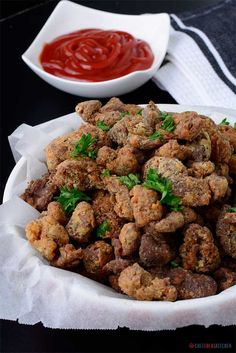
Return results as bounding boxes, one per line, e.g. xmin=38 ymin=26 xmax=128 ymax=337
xmin=0 ymin=1 xmax=236 ymax=352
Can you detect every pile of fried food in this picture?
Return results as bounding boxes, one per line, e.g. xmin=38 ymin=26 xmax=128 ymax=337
xmin=21 ymin=98 xmax=236 ymax=301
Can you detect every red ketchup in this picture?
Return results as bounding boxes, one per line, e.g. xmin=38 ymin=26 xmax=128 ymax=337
xmin=40 ymin=29 xmax=154 ymax=82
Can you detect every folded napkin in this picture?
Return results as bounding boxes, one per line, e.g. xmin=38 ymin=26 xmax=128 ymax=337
xmin=153 ymin=0 xmax=236 ymax=109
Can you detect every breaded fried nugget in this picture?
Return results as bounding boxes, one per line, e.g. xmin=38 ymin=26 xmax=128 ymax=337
xmin=167 ymin=268 xmax=217 ymax=299
xmin=213 ymin=267 xmax=236 ymax=291
xmin=118 ymin=263 xmax=177 ymax=301
xmin=188 ymin=161 xmax=215 ymax=178
xmin=180 ymin=224 xmax=220 ymax=272
xmin=139 ymin=234 xmax=176 ymax=266
xmin=83 ymin=241 xmax=114 ymax=274
xmin=75 ymin=100 xmax=102 ymax=123
xmin=105 ymin=176 xmax=134 ymax=221
xmin=153 ymin=211 xmax=185 ymax=233
xmin=52 ymin=244 xmax=83 ymax=269
xmin=92 ymin=190 xmax=124 ymax=238
xmin=21 ymin=174 xmax=57 ymax=212
xmin=45 ymin=124 xmax=110 ymax=170
xmin=206 ymin=174 xmax=228 ymax=201
xmin=66 ymin=202 xmax=95 ymax=243
xmin=171 ymin=175 xmax=211 ymax=206
xmin=216 ymin=205 xmax=236 ymax=259
xmin=52 ymin=158 xmax=102 ymax=191
xmin=130 ymin=185 xmax=163 ymax=227
xmin=119 ymin=223 xmax=141 ymax=256
xmin=155 ymin=140 xmax=192 ymax=160
xmin=144 ymin=156 xmax=187 ymax=179
xmin=26 ymin=215 xmax=69 ymax=261
xmin=173 ymin=112 xmax=203 ymax=141
xmin=42 ymin=201 xmax=67 ymax=225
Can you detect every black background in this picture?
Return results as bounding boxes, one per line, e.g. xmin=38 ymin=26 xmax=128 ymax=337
xmin=0 ymin=1 xmax=236 ymax=352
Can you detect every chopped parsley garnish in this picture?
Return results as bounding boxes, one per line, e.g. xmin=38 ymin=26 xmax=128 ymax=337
xmin=160 ymin=111 xmax=176 ymax=132
xmin=220 ymin=118 xmax=230 ymax=126
xmin=101 ymin=169 xmax=111 ymax=177
xmin=228 ymin=207 xmax=236 ymax=213
xmin=170 ymin=260 xmax=179 ymax=268
xmin=71 ymin=133 xmax=97 ymax=159
xmin=97 ymin=220 xmax=110 ymax=237
xmin=96 ymin=121 xmax=110 ymax=132
xmin=137 ymin=109 xmax=143 ymax=115
xmin=148 ymin=130 xmax=163 ymax=141
xmin=55 ymin=187 xmax=91 ymax=214
xmin=119 ymin=112 xmax=127 ymax=119
xmin=143 ymin=168 xmax=182 ymax=211
xmin=118 ymin=173 xmax=141 ymax=190
xmin=234 ymin=123 xmax=236 ymax=129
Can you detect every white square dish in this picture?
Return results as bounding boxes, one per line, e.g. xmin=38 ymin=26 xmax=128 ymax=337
xmin=22 ymin=0 xmax=170 ymax=97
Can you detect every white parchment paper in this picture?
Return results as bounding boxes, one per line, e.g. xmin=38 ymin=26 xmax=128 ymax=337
xmin=1 ymin=106 xmax=236 ymax=330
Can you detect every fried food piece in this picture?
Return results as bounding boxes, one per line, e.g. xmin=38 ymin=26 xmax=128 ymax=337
xmin=105 ymin=176 xmax=133 ymax=221
xmin=21 ymin=174 xmax=57 ymax=212
xmin=187 ymin=130 xmax=212 ymax=161
xmin=213 ymin=267 xmax=236 ymax=291
xmin=108 ymin=116 xmax=131 ymax=146
xmin=119 ymin=223 xmax=141 ymax=256
xmin=139 ymin=234 xmax=176 ymax=267
xmin=180 ymin=224 xmax=220 ymax=273
xmin=96 ymin=146 xmax=117 ymax=166
xmin=118 ymin=263 xmax=177 ymax=301
xmin=218 ymin=125 xmax=236 ymax=150
xmin=155 ymin=140 xmax=192 ymax=161
xmin=75 ymin=100 xmax=102 ymax=123
xmin=103 ymin=259 xmax=134 ymax=274
xmin=216 ymin=206 xmax=236 ymax=259
xmin=42 ymin=201 xmax=67 ymax=225
xmin=92 ymin=190 xmax=123 ymax=238
xmin=97 ymin=145 xmax=139 ymax=176
xmin=83 ymin=241 xmax=114 ymax=274
xmin=52 ymin=244 xmax=83 ymax=269
xmin=45 ymin=124 xmax=110 ymax=170
xmin=100 ymin=97 xmax=126 ymax=113
xmin=173 ymin=112 xmax=204 ymax=141
xmin=144 ymin=156 xmax=187 ymax=179
xmin=66 ymin=202 xmax=95 ymax=243
xmin=142 ymin=101 xmax=160 ymax=131
xmin=167 ymin=268 xmax=217 ymax=299
xmin=201 ymin=117 xmax=232 ymax=163
xmin=153 ymin=212 xmax=185 ymax=233
xmin=188 ymin=161 xmax=215 ymax=178
xmin=26 ymin=215 xmax=69 ymax=261
xmin=52 ymin=158 xmax=102 ymax=191
xmin=130 ymin=185 xmax=163 ymax=227
xmin=171 ymin=175 xmax=211 ymax=206
xmin=206 ymin=174 xmax=228 ymax=201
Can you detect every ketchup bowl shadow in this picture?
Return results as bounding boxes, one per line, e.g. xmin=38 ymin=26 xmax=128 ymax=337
xmin=22 ymin=0 xmax=170 ymax=98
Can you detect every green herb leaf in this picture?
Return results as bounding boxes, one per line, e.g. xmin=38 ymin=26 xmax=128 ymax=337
xmin=234 ymin=123 xmax=236 ymax=129
xmin=228 ymin=207 xmax=236 ymax=213
xmin=96 ymin=121 xmax=110 ymax=132
xmin=161 ymin=114 xmax=176 ymax=132
xmin=119 ymin=112 xmax=127 ymax=119
xmin=220 ymin=118 xmax=230 ymax=126
xmin=54 ymin=187 xmax=91 ymax=214
xmin=143 ymin=168 xmax=182 ymax=211
xmin=137 ymin=109 xmax=143 ymax=115
xmin=97 ymin=220 xmax=110 ymax=237
xmin=118 ymin=173 xmax=141 ymax=190
xmin=71 ymin=133 xmax=97 ymax=159
xmin=101 ymin=169 xmax=111 ymax=177
xmin=148 ymin=130 xmax=163 ymax=141
xmin=170 ymin=260 xmax=179 ymax=268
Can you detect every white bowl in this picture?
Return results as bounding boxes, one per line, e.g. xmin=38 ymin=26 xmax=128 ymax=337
xmin=21 ymin=0 xmax=170 ymax=97
xmin=2 ymin=104 xmax=236 ymax=329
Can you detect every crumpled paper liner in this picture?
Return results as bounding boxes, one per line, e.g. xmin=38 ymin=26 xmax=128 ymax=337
xmin=1 ymin=107 xmax=236 ymax=330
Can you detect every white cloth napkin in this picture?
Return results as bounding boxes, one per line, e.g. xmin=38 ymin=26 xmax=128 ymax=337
xmin=153 ymin=1 xmax=236 ymax=109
